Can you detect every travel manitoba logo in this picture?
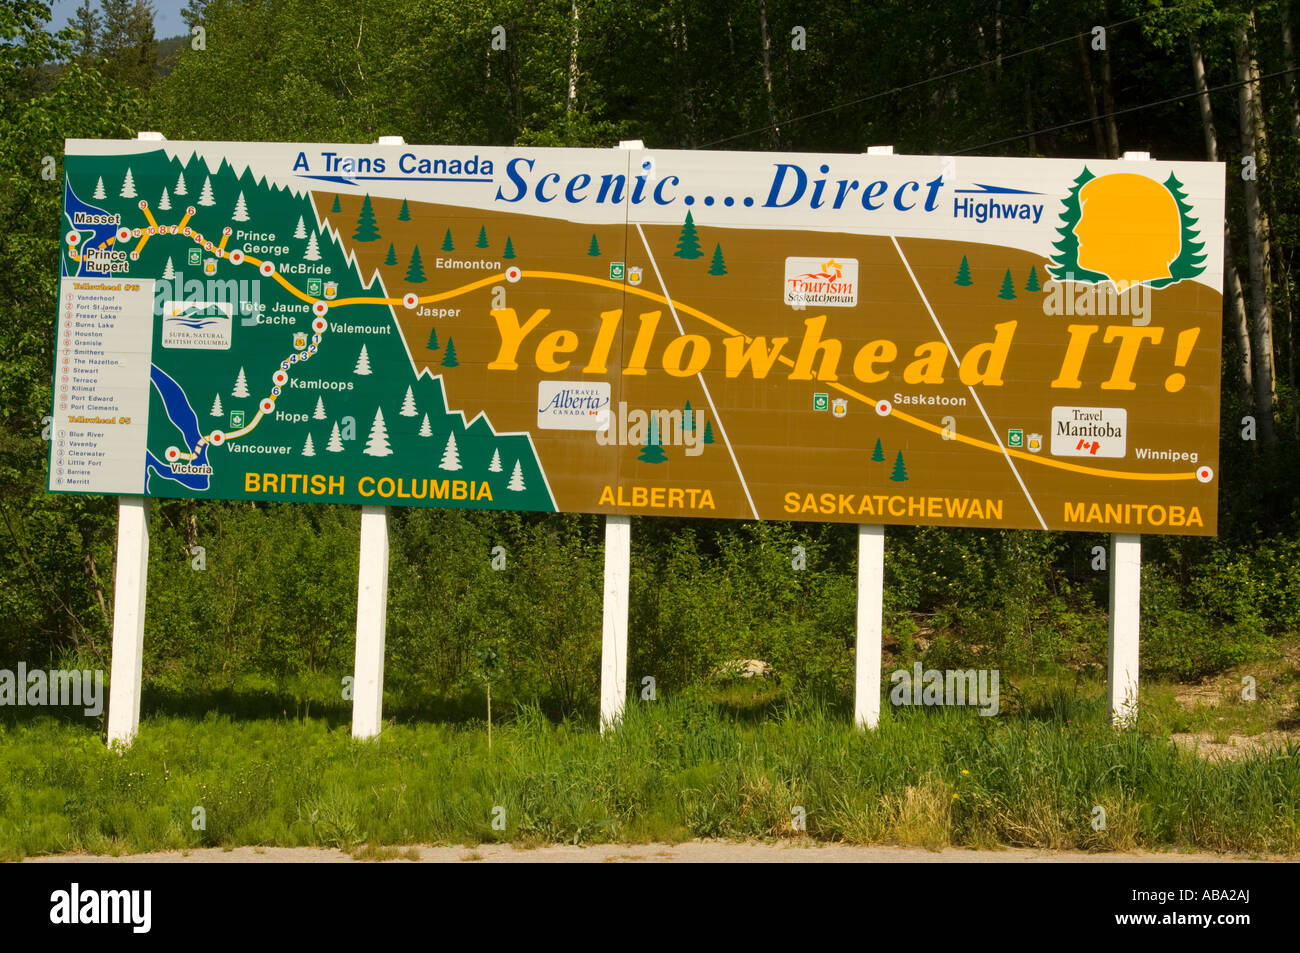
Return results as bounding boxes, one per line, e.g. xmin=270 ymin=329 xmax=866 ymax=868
xmin=1044 ymin=167 xmax=1206 ymax=319
xmin=783 ymin=257 xmax=858 ymax=307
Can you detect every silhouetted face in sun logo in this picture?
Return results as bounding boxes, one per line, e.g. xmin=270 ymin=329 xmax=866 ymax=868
xmin=1074 ymin=173 xmax=1181 ymax=292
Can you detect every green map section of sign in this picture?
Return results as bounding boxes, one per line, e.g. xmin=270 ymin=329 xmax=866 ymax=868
xmin=58 ymin=149 xmax=553 ymax=511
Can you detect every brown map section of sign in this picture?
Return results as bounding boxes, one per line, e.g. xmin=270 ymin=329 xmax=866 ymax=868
xmin=316 ymin=192 xmax=1222 ymax=535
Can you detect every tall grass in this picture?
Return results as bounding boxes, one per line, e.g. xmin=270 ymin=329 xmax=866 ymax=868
xmin=1 ymin=695 xmax=1297 ymax=860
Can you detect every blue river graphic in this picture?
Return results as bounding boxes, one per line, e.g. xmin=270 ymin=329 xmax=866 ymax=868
xmin=145 ymin=364 xmax=212 ymax=491
xmin=63 ymin=178 xmax=123 ymax=278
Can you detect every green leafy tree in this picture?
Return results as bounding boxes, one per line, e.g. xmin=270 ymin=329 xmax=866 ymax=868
xmin=954 ymin=255 xmax=973 ymax=286
xmin=406 ymin=245 xmax=425 ymax=282
xmin=675 ymin=211 xmax=702 ymax=259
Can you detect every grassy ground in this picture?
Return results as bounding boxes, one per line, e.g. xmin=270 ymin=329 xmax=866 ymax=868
xmin=1 ymin=675 xmax=1298 ymax=861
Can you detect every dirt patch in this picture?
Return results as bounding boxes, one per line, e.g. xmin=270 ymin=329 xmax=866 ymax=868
xmin=1170 ymin=731 xmax=1297 ymax=762
xmin=21 ymin=841 xmax=1288 ymax=864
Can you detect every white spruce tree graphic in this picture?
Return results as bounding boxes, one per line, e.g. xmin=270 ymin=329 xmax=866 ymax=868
xmin=313 ymin=396 xmax=326 ymax=420
xmin=399 ymin=386 xmax=417 ymax=416
xmin=198 ymin=175 xmax=215 ymax=206
xmin=489 ymin=448 xmax=503 ymax=472
xmin=294 ymin=216 xmax=307 ymax=239
xmin=507 ymin=460 xmax=526 ymax=491
xmin=354 ymin=344 xmax=372 ymax=375
xmin=418 ymin=414 xmax=432 ymax=437
xmin=364 ymin=408 xmax=393 ymax=457
xmin=232 ymin=191 xmax=250 ymax=222
xmin=304 ymin=232 xmax=321 ymax=261
xmin=93 ymin=177 xmax=106 ymax=199
xmin=439 ymin=432 xmax=462 ymax=470
xmin=210 ymin=393 xmax=223 ymax=416
xmin=174 ymin=171 xmax=187 ymax=196
xmin=326 ymin=421 xmax=345 ymax=452
xmin=232 ymin=367 xmax=250 ymax=398
xmin=302 ymin=433 xmax=316 ymax=457
xmin=120 ymin=168 xmax=136 ymax=198
xmin=158 ymin=186 xmax=171 ymax=211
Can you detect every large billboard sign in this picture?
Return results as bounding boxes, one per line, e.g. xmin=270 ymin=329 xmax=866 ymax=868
xmin=53 ymin=140 xmax=1224 ymax=533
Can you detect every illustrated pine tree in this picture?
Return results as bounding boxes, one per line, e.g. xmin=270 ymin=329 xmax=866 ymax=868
xmin=1025 ymin=265 xmax=1041 ymax=292
xmin=890 ymin=451 xmax=909 ymax=482
xmin=954 ymin=255 xmax=973 ymax=286
xmin=503 ymin=237 xmax=516 ymax=259
xmin=353 ymin=194 xmax=380 ymax=241
xmin=313 ymin=396 xmax=326 ymax=420
xmin=120 ymin=168 xmax=136 ymax=198
xmin=174 ymin=171 xmax=187 ymax=196
xmin=703 ymin=421 xmax=715 ymax=444
xmin=400 ymin=386 xmax=417 ymax=416
xmin=293 ymin=216 xmax=307 ymax=239
xmin=398 ymin=199 xmax=411 ymax=222
xmin=442 ymin=338 xmax=459 ymax=367
xmin=232 ymin=366 xmax=249 ymax=398
xmin=675 ymin=211 xmax=703 ymax=259
xmin=158 ymin=187 xmax=171 ymax=211
xmin=441 ymin=228 xmax=454 ymax=251
xmin=708 ymin=243 xmax=727 ymax=276
xmin=330 ymin=195 xmax=341 ymax=213
xmin=997 ymin=269 xmax=1017 ymax=300
xmin=363 ymin=408 xmax=393 ymax=457
xmin=303 ymin=232 xmax=321 ymax=261
xmin=198 ymin=175 xmax=215 ymax=206
xmin=587 ymin=234 xmax=600 ymax=256
xmin=476 ymin=225 xmax=488 ymax=248
xmin=439 ymin=432 xmax=462 ymax=470
xmin=507 ymin=460 xmax=526 ymax=491
xmin=210 ymin=393 xmax=223 ymax=416
xmin=1152 ymin=173 xmax=1207 ymax=286
xmin=326 ymin=421 xmax=345 ymax=452
xmin=871 ymin=438 xmax=885 ymax=462
xmin=418 ymin=414 xmax=432 ymax=437
xmin=354 ymin=344 xmax=373 ymax=375
xmin=426 ymin=325 xmax=438 ymax=350
xmin=232 ymin=191 xmax=249 ymax=221
xmin=406 ymin=245 xmax=426 ymax=282
xmin=683 ymin=400 xmax=695 ymax=431
xmin=302 ymin=433 xmax=315 ymax=457
xmin=489 ymin=448 xmax=503 ymax=472
xmin=162 ymin=257 xmax=175 ymax=279
xmin=638 ymin=414 xmax=668 ymax=463
xmin=384 ymin=243 xmax=397 ymax=266
xmin=92 ymin=177 xmax=106 ymax=199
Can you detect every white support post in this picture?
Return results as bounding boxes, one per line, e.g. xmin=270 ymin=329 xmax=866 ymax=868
xmin=854 ymin=524 xmax=886 ymax=729
xmin=600 ymin=515 xmax=631 ymax=733
xmin=352 ymin=505 xmax=390 ymax=739
xmin=106 ymin=497 xmax=150 ymax=747
xmin=1108 ymin=533 xmax=1141 ymax=727
xmin=104 ymin=132 xmax=166 ymax=750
